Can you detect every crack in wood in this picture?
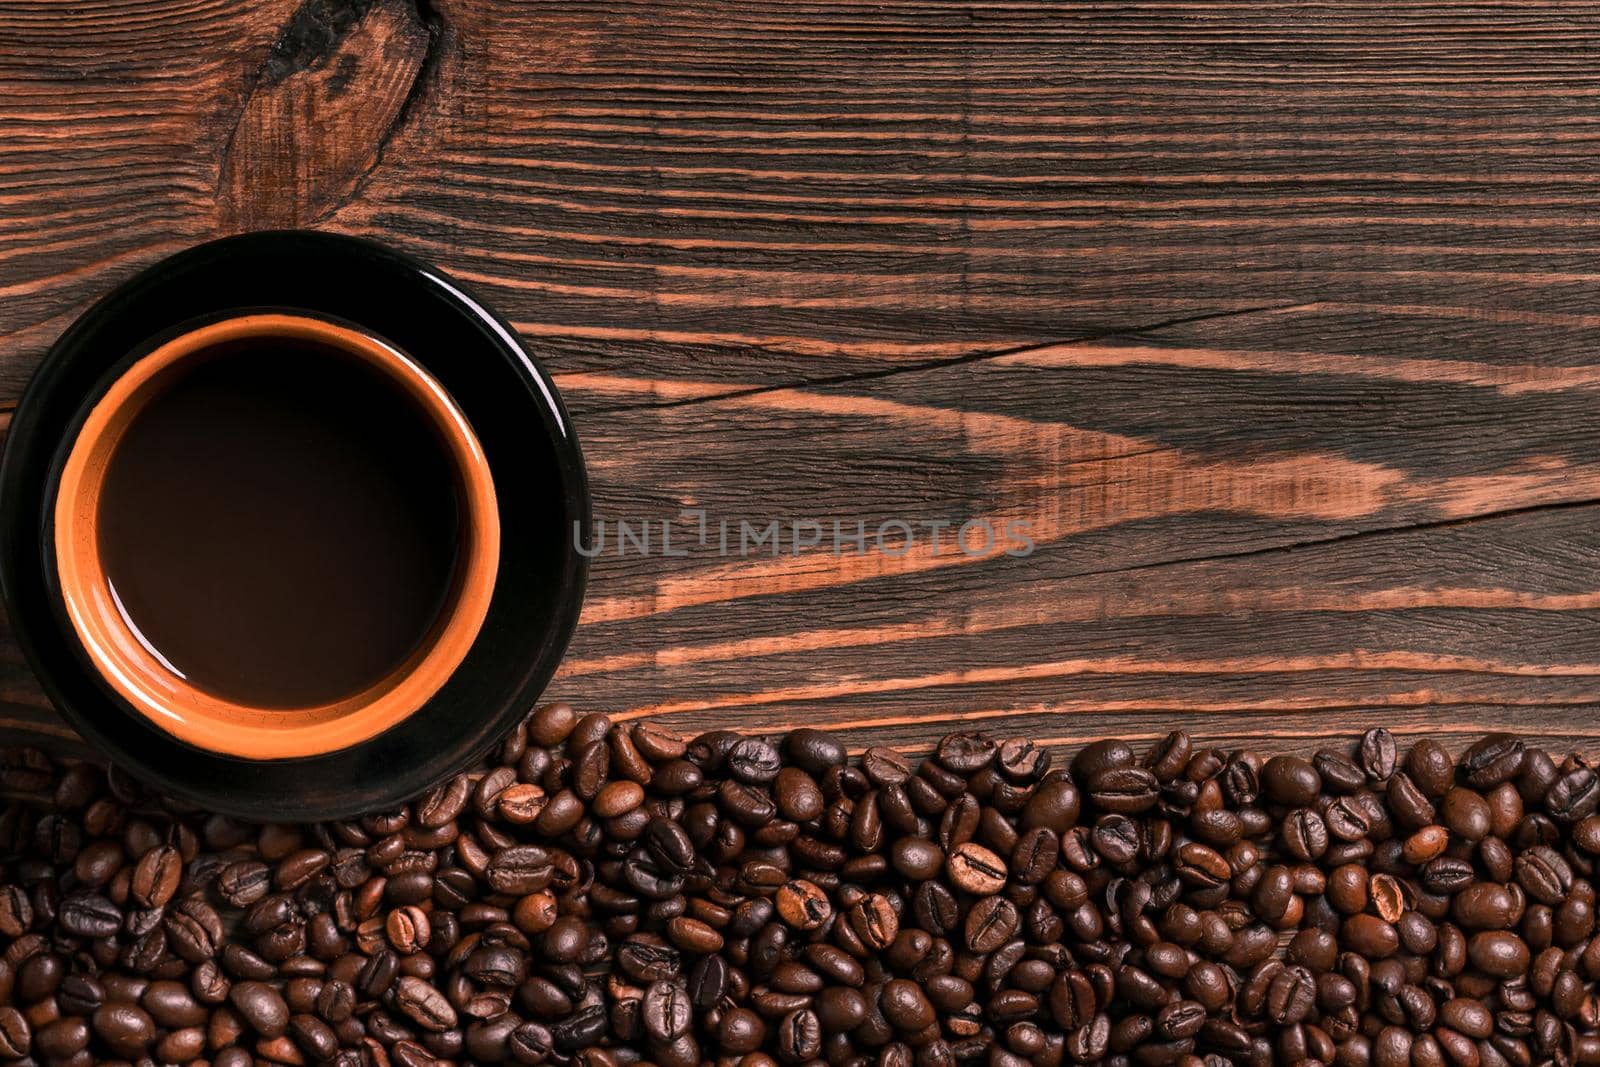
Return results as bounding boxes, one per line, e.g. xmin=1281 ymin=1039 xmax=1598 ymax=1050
xmin=1066 ymin=497 xmax=1600 ymax=586
xmin=581 ymin=301 xmax=1319 ymax=414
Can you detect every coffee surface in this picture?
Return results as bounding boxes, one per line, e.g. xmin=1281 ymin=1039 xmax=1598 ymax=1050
xmin=96 ymin=335 xmax=461 ymax=708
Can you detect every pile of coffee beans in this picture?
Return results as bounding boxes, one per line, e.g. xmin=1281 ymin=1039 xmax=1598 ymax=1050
xmin=4 ymin=711 xmax=1600 ymax=1067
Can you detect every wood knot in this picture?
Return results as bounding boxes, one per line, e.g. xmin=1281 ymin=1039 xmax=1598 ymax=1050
xmin=216 ymin=0 xmax=437 ymax=230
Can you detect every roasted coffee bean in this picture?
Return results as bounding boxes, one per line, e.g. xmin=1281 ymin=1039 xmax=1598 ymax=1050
xmin=775 ymin=878 xmax=832 ymax=930
xmin=965 ymin=896 xmax=1020 ymax=953
xmin=274 ymin=847 xmax=331 ymax=889
xmin=0 ymin=1007 xmax=28 ymax=1059
xmin=1468 ymin=930 xmax=1531 ymax=977
xmin=0 ymin=884 xmax=31 ymax=937
xmin=782 ymin=728 xmax=845 ymax=774
xmin=1343 ymin=913 xmax=1400 ymax=958
xmin=881 ymin=979 xmax=936 ymax=1031
xmin=1262 ymin=756 xmax=1323 ymax=806
xmin=230 ymin=979 xmax=290 ymax=1037
xmin=130 ymin=844 xmax=182 ymax=908
xmin=1282 ymin=807 xmax=1328 ymax=861
xmin=92 ymin=1002 xmax=155 ymax=1057
xmin=13 ymin=723 xmax=1600 ymax=1067
xmin=218 ymin=860 xmax=273 ymax=907
xmin=1515 ymin=844 xmax=1572 ymax=905
xmin=1022 ymin=779 xmax=1081 ymax=832
xmin=720 ymin=1006 xmax=768 ymax=1052
xmin=1314 ymin=750 xmax=1364 ymax=795
xmin=387 ymin=903 xmax=431 ymax=953
xmin=947 ymin=842 xmax=1008 ymax=894
xmin=1087 ymin=766 xmax=1160 ymax=813
xmin=1549 ymin=765 xmax=1600 ymax=822
xmin=847 ymin=893 xmax=900 ymax=949
xmin=997 ymin=737 xmax=1048 ymax=780
xmin=396 ymin=974 xmax=458 ymax=1031
xmin=642 ymin=979 xmax=693 ymax=1040
xmin=1359 ymin=728 xmax=1398 ymax=783
xmin=58 ymin=890 xmax=120 ymax=938
xmin=776 ymin=1007 xmax=822 ymax=1060
xmin=1462 ymin=734 xmax=1526 ymax=788
xmin=416 ymin=773 xmax=471 ymax=827
xmin=36 ymin=1017 xmax=91 ymax=1059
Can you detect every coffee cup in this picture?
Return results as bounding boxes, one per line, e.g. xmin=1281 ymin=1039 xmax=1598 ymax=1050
xmin=0 ymin=231 xmax=588 ymax=819
xmin=52 ymin=311 xmax=501 ymax=759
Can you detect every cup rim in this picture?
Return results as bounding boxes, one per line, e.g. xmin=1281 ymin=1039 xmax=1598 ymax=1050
xmin=51 ymin=311 xmax=501 ymax=759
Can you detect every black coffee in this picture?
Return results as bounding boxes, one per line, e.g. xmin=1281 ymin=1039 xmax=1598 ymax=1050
xmin=96 ymin=334 xmax=461 ymax=708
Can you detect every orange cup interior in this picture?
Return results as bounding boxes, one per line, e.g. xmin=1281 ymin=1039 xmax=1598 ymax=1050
xmin=52 ymin=313 xmax=500 ymax=760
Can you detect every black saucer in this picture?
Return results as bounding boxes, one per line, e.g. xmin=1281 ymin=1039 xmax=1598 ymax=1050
xmin=0 ymin=231 xmax=589 ymax=820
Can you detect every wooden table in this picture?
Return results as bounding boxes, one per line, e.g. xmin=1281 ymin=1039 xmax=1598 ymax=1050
xmin=3 ymin=0 xmax=1599 ymax=762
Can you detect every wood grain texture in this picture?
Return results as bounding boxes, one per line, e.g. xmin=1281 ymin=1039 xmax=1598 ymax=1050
xmin=3 ymin=0 xmax=1600 ymax=765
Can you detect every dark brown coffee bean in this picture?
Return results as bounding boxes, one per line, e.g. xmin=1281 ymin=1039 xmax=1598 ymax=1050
xmin=719 ymin=1005 xmax=768 ymax=1052
xmin=36 ymin=1017 xmax=91 ymax=1059
xmin=965 ymin=896 xmax=1020 ymax=953
xmin=947 ymin=842 xmax=1008 ymax=894
xmin=229 ymin=979 xmax=290 ymax=1037
xmin=1454 ymin=882 xmax=1517 ymax=929
xmin=775 ymin=879 xmax=832 ymax=930
xmin=1386 ymin=772 xmax=1436 ymax=829
xmin=1462 ymin=734 xmax=1526 ymax=788
xmin=845 ymin=747 xmax=905 ymax=792
xmin=881 ymin=979 xmax=936 ymax=1031
xmin=776 ymin=1007 xmax=823 ymax=1060
xmin=1008 ymin=826 xmax=1056 ymax=884
xmin=58 ymin=891 xmax=120 ymax=938
xmin=274 ymin=847 xmax=331 ymax=891
xmin=1282 ymin=808 xmax=1328 ymax=861
xmin=997 ymin=737 xmax=1049 ymax=780
xmin=1468 ymin=930 xmax=1530 ymax=977
xmin=1265 ymin=965 xmax=1315 ymax=1024
xmin=1175 ymin=842 xmax=1231 ymax=890
xmin=642 ymin=979 xmax=693 ymax=1040
xmin=1515 ymin=845 xmax=1572 ymax=905
xmin=1442 ymin=786 xmax=1492 ymax=841
xmin=1261 ymin=755 xmax=1322 ymax=806
xmin=59 ymin=972 xmax=105 ymax=1015
xmin=719 ymin=779 xmax=777 ymax=827
xmin=727 ymin=738 xmax=782 ymax=784
xmin=1549 ymin=765 xmax=1600 ymax=822
xmin=0 ymin=1006 xmax=28 ymax=1059
xmin=1343 ymin=914 xmax=1399 ymax=958
xmin=1022 ymin=779 xmax=1081 ymax=832
xmin=594 ymin=779 xmax=645 ymax=818
xmin=486 ymin=845 xmax=553 ymax=895
xmin=1087 ymin=766 xmax=1160 ymax=813
xmin=525 ymin=701 xmax=576 ymax=745
xmin=1357 ymin=728 xmax=1397 ymax=782
xmin=847 ymin=893 xmax=899 ymax=950
xmin=143 ymin=979 xmax=207 ymax=1028
xmin=92 ymin=1002 xmax=155 ymax=1057
xmin=18 ymin=721 xmax=1600 ymax=1067
xmin=218 ymin=860 xmax=272 ymax=907
xmin=781 ymin=728 xmax=845 ymax=774
xmin=396 ymin=974 xmax=458 ymax=1032
xmin=0 ymin=884 xmax=31 ymax=938
xmin=129 ymin=844 xmax=182 ymax=908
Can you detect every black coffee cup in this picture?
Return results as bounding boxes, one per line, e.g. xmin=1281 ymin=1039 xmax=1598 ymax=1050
xmin=0 ymin=232 xmax=589 ymax=819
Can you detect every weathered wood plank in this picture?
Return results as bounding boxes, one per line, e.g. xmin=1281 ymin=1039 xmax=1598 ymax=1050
xmin=2 ymin=0 xmax=1599 ymax=762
